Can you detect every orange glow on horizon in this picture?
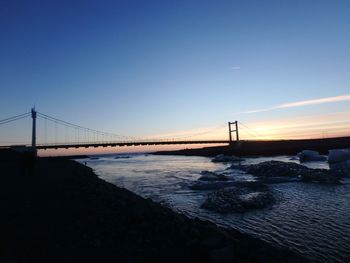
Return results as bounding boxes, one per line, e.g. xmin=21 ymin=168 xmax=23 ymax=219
xmin=37 ymin=110 xmax=350 ymax=156
xmin=38 ymin=143 xmax=226 ymax=157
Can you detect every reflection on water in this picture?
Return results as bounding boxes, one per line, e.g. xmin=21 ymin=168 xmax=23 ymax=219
xmin=79 ymin=154 xmax=350 ymax=263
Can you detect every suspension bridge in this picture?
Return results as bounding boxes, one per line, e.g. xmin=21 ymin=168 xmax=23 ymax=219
xmin=1 ymin=108 xmax=254 ymax=152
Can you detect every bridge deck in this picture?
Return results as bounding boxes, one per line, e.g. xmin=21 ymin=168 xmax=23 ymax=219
xmin=33 ymin=140 xmax=230 ymax=150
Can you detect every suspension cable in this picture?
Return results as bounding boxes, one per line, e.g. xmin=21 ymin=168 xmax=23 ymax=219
xmin=238 ymin=121 xmax=263 ymax=138
xmin=37 ymin=111 xmax=226 ymax=142
xmin=0 ymin=112 xmax=31 ymax=125
xmin=173 ymin=123 xmax=227 ymax=140
xmin=37 ymin=112 xmax=133 ymax=140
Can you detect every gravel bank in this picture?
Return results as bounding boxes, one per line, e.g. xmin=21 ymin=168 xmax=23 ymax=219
xmin=1 ymin=151 xmax=307 ymax=262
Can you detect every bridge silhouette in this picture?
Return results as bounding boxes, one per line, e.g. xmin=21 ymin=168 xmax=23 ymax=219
xmin=1 ymin=108 xmax=244 ymax=152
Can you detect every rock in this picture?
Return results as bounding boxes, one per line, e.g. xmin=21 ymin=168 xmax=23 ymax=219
xmin=199 ymin=171 xmax=228 ymax=181
xmin=231 ymin=161 xmax=341 ymax=184
xmin=201 ymin=187 xmax=244 ymax=213
xmin=201 ymin=184 xmax=274 ymax=213
xmin=297 ymin=150 xmax=327 ymax=162
xmin=328 ymin=149 xmax=350 ymax=164
xmin=231 ymin=161 xmax=306 ymax=177
xmin=212 ymin=154 xmax=243 ymax=163
xmin=239 ymin=192 xmax=274 ymax=209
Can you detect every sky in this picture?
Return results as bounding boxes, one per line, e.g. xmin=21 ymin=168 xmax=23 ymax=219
xmin=0 ymin=0 xmax=350 ymax=155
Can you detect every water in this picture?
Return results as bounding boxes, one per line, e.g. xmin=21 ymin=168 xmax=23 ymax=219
xmin=78 ymin=154 xmax=350 ymax=262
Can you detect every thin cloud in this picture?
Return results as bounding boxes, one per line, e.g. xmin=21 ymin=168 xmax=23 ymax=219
xmin=231 ymin=66 xmax=241 ymax=70
xmin=243 ymin=94 xmax=350 ymax=114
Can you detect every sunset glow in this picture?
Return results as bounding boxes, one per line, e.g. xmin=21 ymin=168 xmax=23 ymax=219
xmin=0 ymin=0 xmax=349 ymax=155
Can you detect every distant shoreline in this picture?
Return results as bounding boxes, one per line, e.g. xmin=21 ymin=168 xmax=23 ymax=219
xmin=153 ymin=136 xmax=350 ymax=157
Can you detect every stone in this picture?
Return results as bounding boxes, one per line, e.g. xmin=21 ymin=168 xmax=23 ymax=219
xmin=231 ymin=161 xmax=341 ymax=184
xmin=231 ymin=161 xmax=306 ymax=177
xmin=201 ymin=185 xmax=274 ymax=213
xmin=199 ymin=171 xmax=228 ymax=181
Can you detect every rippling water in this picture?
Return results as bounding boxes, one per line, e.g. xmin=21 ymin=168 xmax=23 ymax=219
xmin=78 ymin=154 xmax=350 ymax=263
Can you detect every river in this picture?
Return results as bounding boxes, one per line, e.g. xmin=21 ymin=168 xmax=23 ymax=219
xmin=78 ymin=154 xmax=350 ymax=262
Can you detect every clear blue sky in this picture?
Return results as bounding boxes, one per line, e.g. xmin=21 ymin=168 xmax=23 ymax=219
xmin=1 ymin=0 xmax=350 ymax=144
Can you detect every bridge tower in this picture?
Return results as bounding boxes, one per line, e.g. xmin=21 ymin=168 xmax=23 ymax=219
xmin=228 ymin=121 xmax=239 ymax=144
xmin=31 ymin=107 xmax=37 ymax=153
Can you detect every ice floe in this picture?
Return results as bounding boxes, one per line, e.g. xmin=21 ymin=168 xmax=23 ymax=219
xmin=297 ymin=150 xmax=327 ymax=162
xmin=328 ymin=149 xmax=350 ymax=164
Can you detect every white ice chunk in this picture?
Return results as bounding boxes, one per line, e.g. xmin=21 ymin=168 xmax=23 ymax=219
xmin=297 ymin=150 xmax=327 ymax=162
xmin=328 ymin=149 xmax=350 ymax=164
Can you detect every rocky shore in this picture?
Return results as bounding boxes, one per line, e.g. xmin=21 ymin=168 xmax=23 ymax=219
xmin=193 ymin=155 xmax=349 ymax=214
xmin=230 ymin=160 xmax=342 ymax=184
xmin=0 ymin=149 xmax=307 ymax=262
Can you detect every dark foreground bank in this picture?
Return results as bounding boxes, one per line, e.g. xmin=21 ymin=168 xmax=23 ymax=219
xmin=1 ymin=150 xmax=307 ymax=262
xmin=153 ymin=136 xmax=350 ymax=157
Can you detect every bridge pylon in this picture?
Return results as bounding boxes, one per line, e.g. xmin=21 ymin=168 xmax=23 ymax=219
xmin=31 ymin=107 xmax=37 ymax=154
xmin=228 ymin=121 xmax=239 ymax=145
